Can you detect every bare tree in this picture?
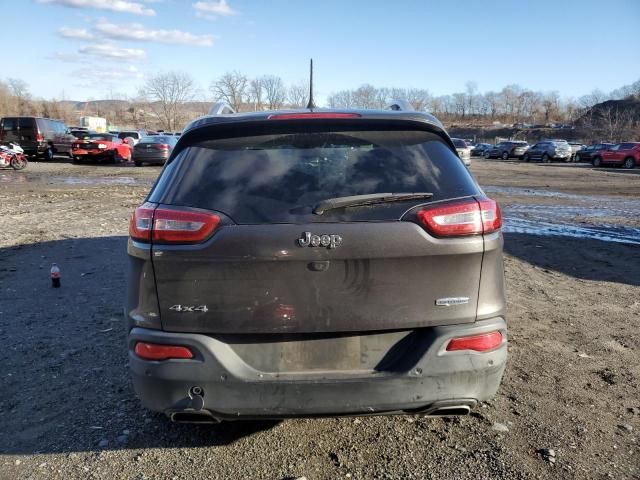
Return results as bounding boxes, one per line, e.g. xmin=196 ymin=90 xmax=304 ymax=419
xmin=262 ymin=75 xmax=286 ymax=110
xmin=287 ymin=82 xmax=308 ymax=108
xmin=406 ymin=88 xmax=431 ymax=111
xmin=210 ymin=71 xmax=248 ymax=112
xmin=141 ymin=72 xmax=197 ymax=131
xmin=7 ymin=78 xmax=33 ymax=115
xmin=248 ymin=78 xmax=264 ymax=111
xmin=327 ymin=90 xmax=354 ymax=108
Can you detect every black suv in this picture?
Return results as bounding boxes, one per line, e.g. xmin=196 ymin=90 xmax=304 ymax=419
xmin=126 ymin=107 xmax=507 ymax=423
xmin=0 ymin=116 xmax=75 ymax=159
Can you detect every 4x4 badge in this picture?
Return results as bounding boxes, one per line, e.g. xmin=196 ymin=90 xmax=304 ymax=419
xmin=297 ymin=232 xmax=342 ymax=249
xmin=170 ymin=305 xmax=209 ymax=313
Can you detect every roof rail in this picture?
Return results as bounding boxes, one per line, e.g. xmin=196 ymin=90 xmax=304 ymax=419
xmin=387 ymin=99 xmax=414 ymax=112
xmin=208 ymin=102 xmax=236 ymax=115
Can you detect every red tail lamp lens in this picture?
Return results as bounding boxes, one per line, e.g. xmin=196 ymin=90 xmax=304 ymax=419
xmin=129 ymin=202 xmax=156 ymax=242
xmin=446 ymin=331 xmax=503 ymax=352
xmin=416 ymin=198 xmax=501 ymax=237
xmin=134 ymin=342 xmax=193 ymax=360
xmin=152 ymin=208 xmax=220 ymax=244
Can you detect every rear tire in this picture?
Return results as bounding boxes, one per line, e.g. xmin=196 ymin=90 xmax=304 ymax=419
xmin=542 ymin=153 xmax=550 ymax=163
xmin=134 ymin=161 xmax=142 ymax=167
xmin=592 ymin=156 xmax=602 ymax=168
xmin=622 ymin=157 xmax=635 ymax=169
xmin=574 ymin=153 xmax=581 ymax=163
xmin=501 ymin=151 xmax=509 ymax=160
xmin=484 ymin=151 xmax=491 ymax=159
xmin=523 ymin=153 xmax=530 ymax=162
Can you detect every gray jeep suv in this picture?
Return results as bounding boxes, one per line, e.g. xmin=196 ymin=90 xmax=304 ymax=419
xmin=126 ymin=108 xmax=507 ymax=423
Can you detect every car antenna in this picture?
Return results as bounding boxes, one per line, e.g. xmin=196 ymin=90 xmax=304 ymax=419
xmin=306 ymin=58 xmax=316 ymax=111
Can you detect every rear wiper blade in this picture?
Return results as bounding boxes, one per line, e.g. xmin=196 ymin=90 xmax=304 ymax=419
xmin=313 ymin=192 xmax=433 ymax=215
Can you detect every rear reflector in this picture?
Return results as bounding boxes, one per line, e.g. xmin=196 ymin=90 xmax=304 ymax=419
xmin=416 ymin=198 xmax=501 ymax=237
xmin=152 ymin=208 xmax=220 ymax=243
xmin=268 ymin=113 xmax=361 ymax=120
xmin=446 ymin=331 xmax=503 ymax=352
xmin=129 ymin=204 xmax=220 ymax=244
xmin=134 ymin=342 xmax=193 ymax=360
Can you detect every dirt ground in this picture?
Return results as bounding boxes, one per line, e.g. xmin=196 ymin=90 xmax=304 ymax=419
xmin=0 ymin=158 xmax=638 ymax=479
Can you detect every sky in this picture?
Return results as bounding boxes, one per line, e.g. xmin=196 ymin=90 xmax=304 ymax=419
xmin=3 ymin=0 xmax=640 ymax=104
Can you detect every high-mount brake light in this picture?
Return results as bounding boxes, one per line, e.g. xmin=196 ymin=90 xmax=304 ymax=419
xmin=134 ymin=342 xmax=194 ymax=361
xmin=416 ymin=198 xmax=501 ymax=237
xmin=129 ymin=204 xmax=220 ymax=244
xmin=268 ymin=113 xmax=361 ymax=120
xmin=446 ymin=331 xmax=503 ymax=352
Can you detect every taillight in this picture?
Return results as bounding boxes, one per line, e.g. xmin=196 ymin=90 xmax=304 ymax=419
xmin=36 ymin=133 xmax=44 ymax=142
xmin=446 ymin=331 xmax=503 ymax=352
xmin=152 ymin=208 xmax=220 ymax=243
xmin=134 ymin=342 xmax=193 ymax=361
xmin=130 ymin=204 xmax=221 ymax=244
xmin=129 ymin=202 xmax=156 ymax=242
xmin=157 ymin=144 xmax=170 ymax=150
xmin=416 ymin=198 xmax=501 ymax=237
xmin=268 ymin=113 xmax=361 ymax=120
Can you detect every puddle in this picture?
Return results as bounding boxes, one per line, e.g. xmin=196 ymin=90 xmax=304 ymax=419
xmin=0 ymin=173 xmax=152 ymax=186
xmin=486 ymin=185 xmax=640 ymax=245
xmin=503 ymin=218 xmax=640 ymax=245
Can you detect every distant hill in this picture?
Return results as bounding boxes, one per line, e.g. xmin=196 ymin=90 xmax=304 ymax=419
xmin=577 ymin=97 xmax=640 ymax=124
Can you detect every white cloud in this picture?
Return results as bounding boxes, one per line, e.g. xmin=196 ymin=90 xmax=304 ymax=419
xmin=78 ymin=43 xmax=146 ymax=59
xmin=76 ymin=65 xmax=143 ymax=80
xmin=59 ymin=27 xmax=94 ymax=40
xmin=37 ymin=0 xmax=155 ymax=16
xmin=193 ymin=0 xmax=238 ymax=20
xmin=94 ymin=22 xmax=214 ymax=47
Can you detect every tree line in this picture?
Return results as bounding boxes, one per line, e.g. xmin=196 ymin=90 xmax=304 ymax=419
xmin=1 ymin=73 xmax=638 ymax=137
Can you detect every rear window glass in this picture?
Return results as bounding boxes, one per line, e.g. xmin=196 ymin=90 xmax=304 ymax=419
xmin=140 ymin=136 xmax=173 ymax=144
xmin=119 ymin=132 xmax=139 ymax=139
xmin=451 ymin=139 xmax=466 ymax=148
xmin=19 ymin=118 xmax=35 ymax=130
xmin=89 ymin=134 xmax=116 ymax=141
xmin=151 ymin=129 xmax=481 ymax=223
xmin=1 ymin=118 xmax=17 ymax=131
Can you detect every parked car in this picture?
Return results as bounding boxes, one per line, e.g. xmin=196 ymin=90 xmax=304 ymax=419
xmin=592 ymin=142 xmax=640 ymax=169
xmin=132 ymin=135 xmax=177 ymax=166
xmin=0 ymin=116 xmax=75 ymax=159
xmin=484 ymin=141 xmax=529 ymax=160
xmin=126 ymin=107 xmax=507 ymax=423
xmin=568 ymin=142 xmax=585 ymax=161
xmin=574 ymin=143 xmax=614 ymax=163
xmin=471 ymin=143 xmax=493 ymax=156
xmin=71 ymin=133 xmax=132 ymax=163
xmin=118 ymin=130 xmax=145 ymax=145
xmin=451 ymin=138 xmax=471 ymax=166
xmin=522 ymin=140 xmax=572 ymax=163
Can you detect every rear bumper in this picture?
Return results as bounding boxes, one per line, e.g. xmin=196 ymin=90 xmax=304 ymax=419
xmin=128 ymin=318 xmax=507 ymax=419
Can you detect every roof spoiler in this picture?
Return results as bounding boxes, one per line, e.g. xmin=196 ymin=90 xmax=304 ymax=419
xmin=387 ymin=99 xmax=414 ymax=112
xmin=208 ymin=102 xmax=236 ymax=115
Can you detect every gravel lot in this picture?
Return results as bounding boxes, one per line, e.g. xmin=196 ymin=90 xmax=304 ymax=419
xmin=0 ymin=158 xmax=639 ymax=479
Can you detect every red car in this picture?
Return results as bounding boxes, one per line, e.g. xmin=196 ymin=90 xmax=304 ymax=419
xmin=71 ymin=133 xmax=132 ymax=163
xmin=592 ymin=142 xmax=640 ymax=169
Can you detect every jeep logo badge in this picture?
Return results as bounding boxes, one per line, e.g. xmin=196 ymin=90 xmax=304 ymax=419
xmin=297 ymin=232 xmax=342 ymax=249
